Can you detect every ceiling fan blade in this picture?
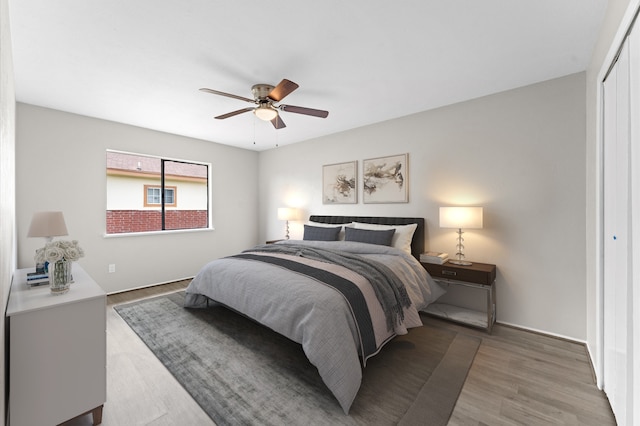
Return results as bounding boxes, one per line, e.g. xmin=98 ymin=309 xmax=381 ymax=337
xmin=215 ymin=107 xmax=254 ymax=120
xmin=200 ymin=88 xmax=255 ymax=104
xmin=268 ymin=79 xmax=299 ymax=102
xmin=279 ymin=104 xmax=329 ymax=118
xmin=271 ymin=115 xmax=286 ymax=129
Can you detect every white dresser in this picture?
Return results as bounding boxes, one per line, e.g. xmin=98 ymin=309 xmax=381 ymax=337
xmin=7 ymin=263 xmax=106 ymax=425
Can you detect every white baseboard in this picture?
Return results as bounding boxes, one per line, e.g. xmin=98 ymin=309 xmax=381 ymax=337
xmin=496 ymin=320 xmax=586 ymax=345
xmin=106 ymin=276 xmax=193 ymax=296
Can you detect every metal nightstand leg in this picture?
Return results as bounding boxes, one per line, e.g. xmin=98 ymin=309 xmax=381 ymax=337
xmin=487 ymin=281 xmax=496 ymax=334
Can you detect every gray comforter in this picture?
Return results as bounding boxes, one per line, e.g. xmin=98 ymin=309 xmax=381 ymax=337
xmin=184 ymin=240 xmax=443 ymax=414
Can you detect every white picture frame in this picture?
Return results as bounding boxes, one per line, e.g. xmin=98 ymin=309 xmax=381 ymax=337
xmin=363 ymin=153 xmax=408 ymax=203
xmin=322 ymin=161 xmax=357 ymax=204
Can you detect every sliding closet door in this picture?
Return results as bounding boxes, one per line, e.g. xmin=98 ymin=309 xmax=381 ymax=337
xmin=602 ymin=36 xmax=632 ymax=425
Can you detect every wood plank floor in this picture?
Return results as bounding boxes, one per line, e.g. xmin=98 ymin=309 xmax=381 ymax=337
xmin=63 ymin=281 xmax=616 ymax=426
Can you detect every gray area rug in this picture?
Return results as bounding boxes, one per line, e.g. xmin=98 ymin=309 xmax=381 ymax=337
xmin=115 ymin=291 xmax=480 ymax=426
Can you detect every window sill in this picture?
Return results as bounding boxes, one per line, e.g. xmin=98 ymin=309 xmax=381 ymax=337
xmin=103 ymin=227 xmax=215 ymax=238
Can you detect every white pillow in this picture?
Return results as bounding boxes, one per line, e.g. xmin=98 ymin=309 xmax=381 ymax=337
xmin=306 ymin=221 xmax=355 ymax=241
xmin=353 ymin=222 xmax=418 ymax=254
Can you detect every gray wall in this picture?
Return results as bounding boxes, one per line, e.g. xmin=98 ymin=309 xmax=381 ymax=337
xmin=14 ymin=73 xmax=588 ymax=340
xmin=259 ymin=73 xmax=587 ymax=340
xmin=10 ymin=40 xmax=601 ymax=343
xmin=16 ymin=104 xmax=260 ymax=293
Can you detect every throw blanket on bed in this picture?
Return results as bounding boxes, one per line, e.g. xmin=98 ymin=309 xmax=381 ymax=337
xmin=243 ymin=243 xmax=412 ymax=331
xmin=233 ymin=252 xmax=378 ymax=360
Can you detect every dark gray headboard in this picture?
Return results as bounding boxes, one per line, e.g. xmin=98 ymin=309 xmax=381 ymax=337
xmin=308 ymin=215 xmax=425 ymax=259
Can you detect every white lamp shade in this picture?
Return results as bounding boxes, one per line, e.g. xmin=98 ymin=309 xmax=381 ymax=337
xmin=277 ymin=208 xmax=299 ymax=221
xmin=27 ymin=211 xmax=69 ymax=238
xmin=439 ymin=207 xmax=483 ymax=229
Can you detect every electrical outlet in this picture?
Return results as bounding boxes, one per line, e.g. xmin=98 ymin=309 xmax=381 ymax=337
xmin=108 ymin=264 xmax=116 ymax=273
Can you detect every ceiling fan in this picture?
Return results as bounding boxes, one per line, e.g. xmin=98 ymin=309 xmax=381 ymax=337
xmin=200 ymin=79 xmax=329 ymax=129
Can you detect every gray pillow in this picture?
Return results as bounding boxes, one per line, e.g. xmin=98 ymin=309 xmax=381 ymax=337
xmin=344 ymin=227 xmax=395 ymax=246
xmin=303 ymin=225 xmax=342 ymax=241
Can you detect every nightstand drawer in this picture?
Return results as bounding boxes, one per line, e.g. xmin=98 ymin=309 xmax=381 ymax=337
xmin=422 ymin=261 xmax=496 ymax=286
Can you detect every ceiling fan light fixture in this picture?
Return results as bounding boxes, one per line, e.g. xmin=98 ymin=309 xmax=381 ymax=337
xmin=254 ymin=104 xmax=278 ymax=121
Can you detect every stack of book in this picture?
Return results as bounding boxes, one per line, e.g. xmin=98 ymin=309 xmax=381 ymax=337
xmin=26 ymin=271 xmax=49 ymax=287
xmin=420 ymin=251 xmax=449 ymax=264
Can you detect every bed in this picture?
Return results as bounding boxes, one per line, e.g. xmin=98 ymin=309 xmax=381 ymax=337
xmin=184 ymin=216 xmax=444 ymax=414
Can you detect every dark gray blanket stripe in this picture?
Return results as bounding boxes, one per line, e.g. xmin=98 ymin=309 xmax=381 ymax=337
xmin=232 ymin=252 xmax=377 ymax=359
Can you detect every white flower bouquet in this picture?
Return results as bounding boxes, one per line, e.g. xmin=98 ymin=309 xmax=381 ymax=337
xmin=35 ymin=240 xmax=85 ymax=264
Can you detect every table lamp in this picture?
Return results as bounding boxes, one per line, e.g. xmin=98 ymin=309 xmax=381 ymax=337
xmin=277 ymin=208 xmax=299 ymax=240
xmin=27 ymin=211 xmax=69 ymax=273
xmin=27 ymin=211 xmax=69 ymax=242
xmin=439 ymin=206 xmax=483 ymax=265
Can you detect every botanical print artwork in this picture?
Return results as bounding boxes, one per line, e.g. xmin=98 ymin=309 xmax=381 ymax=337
xmin=363 ymin=154 xmax=408 ymax=203
xmin=323 ymin=161 xmax=357 ymax=204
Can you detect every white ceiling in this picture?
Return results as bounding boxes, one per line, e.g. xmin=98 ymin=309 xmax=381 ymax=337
xmin=9 ymin=1 xmax=607 ymax=151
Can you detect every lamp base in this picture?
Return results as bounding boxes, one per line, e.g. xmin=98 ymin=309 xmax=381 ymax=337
xmin=449 ymin=260 xmax=472 ymax=266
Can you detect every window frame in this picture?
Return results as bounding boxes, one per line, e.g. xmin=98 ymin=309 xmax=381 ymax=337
xmin=105 ymin=149 xmax=213 ymax=237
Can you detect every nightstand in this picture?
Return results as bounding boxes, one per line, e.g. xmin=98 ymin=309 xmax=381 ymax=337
xmin=422 ymin=261 xmax=497 ymax=333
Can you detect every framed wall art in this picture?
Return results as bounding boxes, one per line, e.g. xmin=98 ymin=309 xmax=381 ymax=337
xmin=363 ymin=153 xmax=408 ymax=203
xmin=322 ymin=161 xmax=357 ymax=204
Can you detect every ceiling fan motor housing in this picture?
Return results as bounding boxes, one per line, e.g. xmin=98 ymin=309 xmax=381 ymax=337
xmin=251 ymin=84 xmax=275 ymax=100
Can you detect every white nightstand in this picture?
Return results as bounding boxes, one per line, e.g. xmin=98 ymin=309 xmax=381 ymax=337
xmin=7 ymin=263 xmax=107 ymax=425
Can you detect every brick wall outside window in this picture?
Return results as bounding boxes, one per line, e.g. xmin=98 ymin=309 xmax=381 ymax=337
xmin=107 ymin=210 xmax=208 ymax=234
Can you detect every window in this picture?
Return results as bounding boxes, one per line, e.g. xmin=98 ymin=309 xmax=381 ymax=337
xmin=144 ymin=185 xmax=176 ymax=207
xmin=106 ymin=150 xmax=210 ymax=234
